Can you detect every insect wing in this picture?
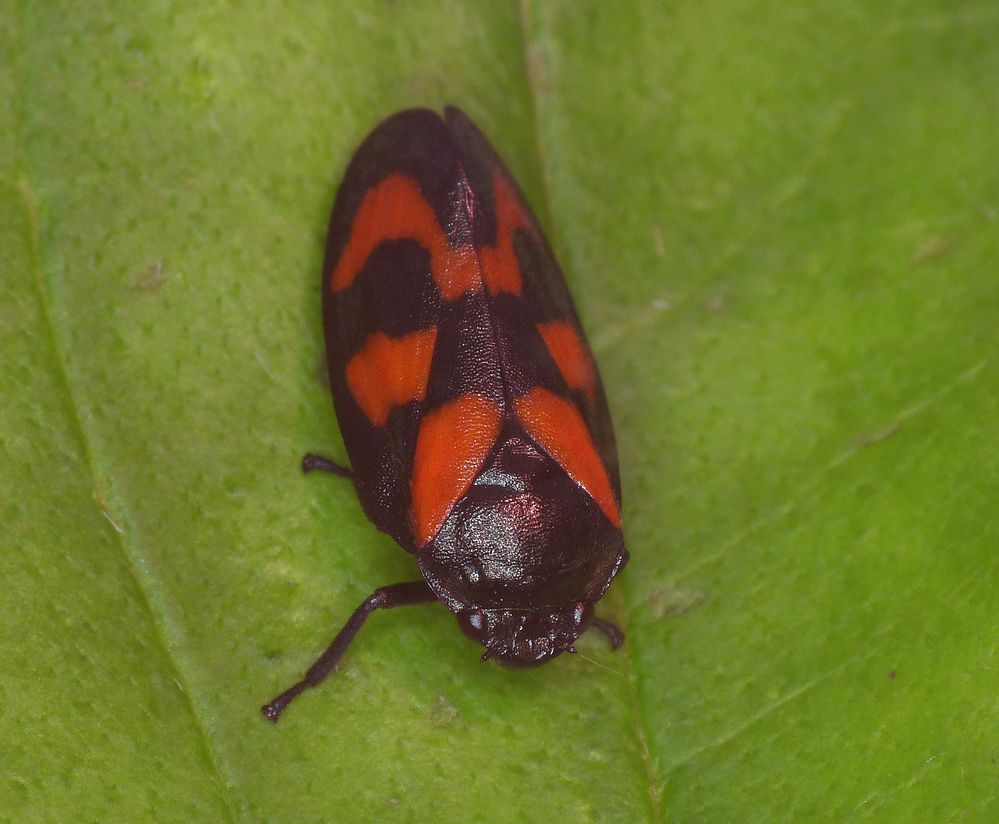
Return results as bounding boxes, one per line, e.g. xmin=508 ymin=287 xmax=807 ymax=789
xmin=444 ymin=107 xmax=622 ymax=524
xmin=322 ymin=110 xmax=506 ymax=550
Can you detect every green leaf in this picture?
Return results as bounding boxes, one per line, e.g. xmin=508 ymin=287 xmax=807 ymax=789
xmin=3 ymin=1 xmax=997 ymax=821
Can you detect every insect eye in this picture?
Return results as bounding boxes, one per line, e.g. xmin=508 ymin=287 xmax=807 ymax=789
xmin=458 ymin=609 xmax=490 ymax=642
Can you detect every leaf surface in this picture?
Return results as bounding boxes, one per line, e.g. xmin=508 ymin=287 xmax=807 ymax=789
xmin=2 ymin=1 xmax=996 ymax=821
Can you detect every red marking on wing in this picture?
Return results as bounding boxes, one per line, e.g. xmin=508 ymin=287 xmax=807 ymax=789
xmin=410 ymin=394 xmax=503 ymax=547
xmin=514 ymin=388 xmax=620 ymax=527
xmin=537 ymin=321 xmax=597 ymax=405
xmin=329 ymin=175 xmax=478 ymax=297
xmin=345 ymin=329 xmax=438 ymax=426
xmin=434 ymin=242 xmax=481 ymax=301
xmin=330 ymin=171 xmax=538 ymax=303
xmin=480 ymin=171 xmax=535 ymax=296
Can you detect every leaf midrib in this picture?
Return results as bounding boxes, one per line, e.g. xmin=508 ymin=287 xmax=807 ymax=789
xmin=516 ymin=1 xmax=663 ymax=820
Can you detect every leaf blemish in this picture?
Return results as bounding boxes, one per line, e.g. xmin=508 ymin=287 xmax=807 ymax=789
xmin=909 ymin=235 xmax=954 ymax=266
xmin=648 ymin=586 xmax=706 ymax=620
xmin=429 ymin=693 xmax=460 ymax=727
xmin=135 ymin=259 xmax=168 ymax=292
xmin=850 ymin=422 xmax=901 ymax=448
xmin=651 ymin=224 xmax=665 ymax=258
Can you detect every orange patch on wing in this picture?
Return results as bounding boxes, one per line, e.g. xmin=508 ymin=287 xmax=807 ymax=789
xmin=330 ymin=171 xmax=542 ymax=303
xmin=514 ymin=388 xmax=620 ymax=527
xmin=345 ymin=328 xmax=438 ymax=426
xmin=410 ymin=394 xmax=502 ymax=547
xmin=537 ymin=321 xmax=597 ymax=404
xmin=330 ymin=175 xmax=480 ymax=297
xmin=433 ymin=242 xmax=481 ymax=301
xmin=480 ymin=172 xmax=535 ymax=296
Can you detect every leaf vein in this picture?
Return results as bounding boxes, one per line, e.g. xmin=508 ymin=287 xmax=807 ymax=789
xmin=516 ymin=3 xmax=661 ymax=820
xmin=12 ymin=54 xmax=247 ymax=821
xmin=671 ymin=357 xmax=989 ymax=582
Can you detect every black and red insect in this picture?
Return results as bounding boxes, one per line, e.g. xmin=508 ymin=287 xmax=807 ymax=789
xmin=262 ymin=106 xmax=628 ymax=721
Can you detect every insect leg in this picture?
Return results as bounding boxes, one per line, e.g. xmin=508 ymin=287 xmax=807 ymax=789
xmin=261 ymin=580 xmax=436 ymax=722
xmin=591 ymin=617 xmax=625 ymax=650
xmin=301 ymin=452 xmax=354 ymax=478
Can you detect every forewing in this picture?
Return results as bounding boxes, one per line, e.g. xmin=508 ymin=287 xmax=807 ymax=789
xmin=323 ymin=110 xmax=505 ymax=550
xmin=324 ymin=111 xmax=455 ymax=550
xmin=444 ymin=107 xmax=623 ymax=515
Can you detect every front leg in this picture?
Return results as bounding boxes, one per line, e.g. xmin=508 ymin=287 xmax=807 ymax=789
xmin=262 ymin=580 xmax=437 ymax=722
xmin=591 ymin=617 xmax=625 ymax=650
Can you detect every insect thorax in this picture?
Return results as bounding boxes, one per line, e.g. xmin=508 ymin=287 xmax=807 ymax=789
xmin=418 ymin=433 xmax=625 ymax=615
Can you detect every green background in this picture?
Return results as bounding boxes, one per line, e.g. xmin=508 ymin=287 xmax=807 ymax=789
xmin=2 ymin=1 xmax=997 ymax=821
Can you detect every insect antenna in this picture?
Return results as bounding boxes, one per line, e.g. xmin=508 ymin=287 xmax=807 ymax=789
xmin=574 ymin=650 xmax=623 ymax=676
